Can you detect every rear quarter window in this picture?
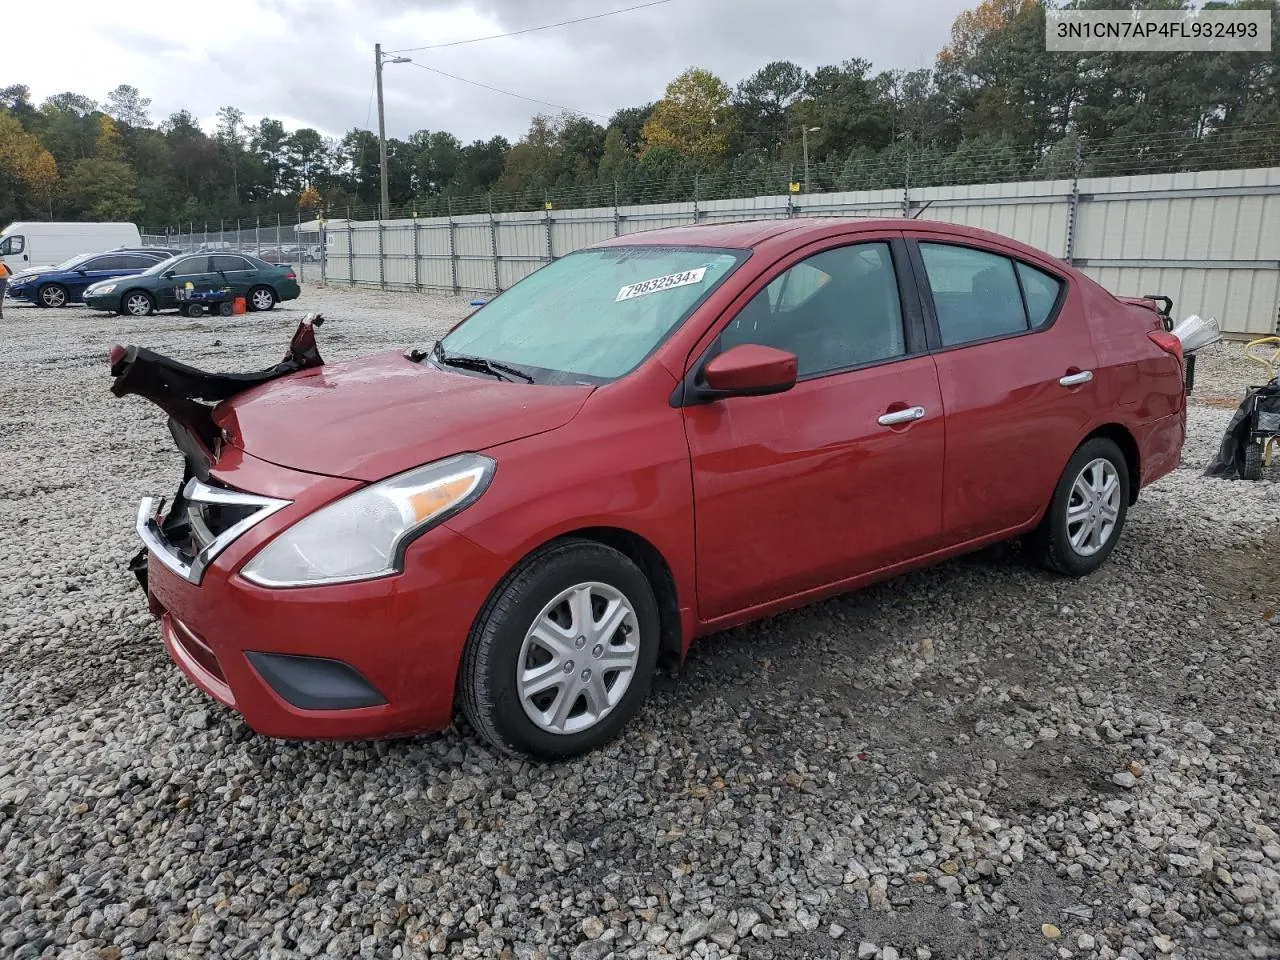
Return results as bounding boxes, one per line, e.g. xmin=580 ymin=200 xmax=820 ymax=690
xmin=1016 ymin=262 xmax=1065 ymax=328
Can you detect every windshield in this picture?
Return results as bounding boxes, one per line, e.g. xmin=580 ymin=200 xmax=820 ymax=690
xmin=49 ymin=254 xmax=91 ymax=271
xmin=439 ymin=245 xmax=746 ymax=383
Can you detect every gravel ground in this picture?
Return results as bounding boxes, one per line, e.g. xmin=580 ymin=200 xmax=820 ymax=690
xmin=1 ymin=285 xmax=1278 ymax=960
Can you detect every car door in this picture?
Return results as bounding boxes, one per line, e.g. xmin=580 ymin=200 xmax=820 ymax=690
xmin=904 ymin=234 xmax=1099 ymax=544
xmin=682 ymin=236 xmax=946 ymax=622
xmin=70 ymin=255 xmax=125 ymax=299
xmin=158 ymin=255 xmax=215 ymax=308
xmin=210 ymin=255 xmax=257 ymax=297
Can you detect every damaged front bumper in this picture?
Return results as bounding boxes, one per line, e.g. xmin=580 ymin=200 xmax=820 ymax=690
xmin=134 ymin=478 xmax=290 ymax=588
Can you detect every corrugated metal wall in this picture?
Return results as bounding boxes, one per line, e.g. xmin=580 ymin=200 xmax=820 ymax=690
xmin=322 ymin=166 xmax=1280 ymax=336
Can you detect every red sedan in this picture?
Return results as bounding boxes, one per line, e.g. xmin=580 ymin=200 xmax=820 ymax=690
xmin=113 ymin=218 xmax=1187 ymax=759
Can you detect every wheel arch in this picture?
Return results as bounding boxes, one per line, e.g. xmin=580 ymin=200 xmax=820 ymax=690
xmin=1082 ymin=423 xmax=1141 ymax=504
xmin=484 ymin=526 xmax=686 ymax=674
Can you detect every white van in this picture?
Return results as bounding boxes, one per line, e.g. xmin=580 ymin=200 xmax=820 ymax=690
xmin=0 ymin=222 xmax=143 ymax=273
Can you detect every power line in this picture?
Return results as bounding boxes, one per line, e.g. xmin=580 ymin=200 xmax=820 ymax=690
xmin=386 ymin=0 xmax=675 ymax=54
xmin=401 ymin=59 xmax=609 ymax=120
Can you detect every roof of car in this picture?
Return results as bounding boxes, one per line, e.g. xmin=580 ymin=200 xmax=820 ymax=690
xmin=592 ymin=217 xmax=1066 ymax=266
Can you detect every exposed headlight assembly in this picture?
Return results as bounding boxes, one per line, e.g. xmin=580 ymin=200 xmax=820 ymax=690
xmin=240 ymin=453 xmax=495 ymax=587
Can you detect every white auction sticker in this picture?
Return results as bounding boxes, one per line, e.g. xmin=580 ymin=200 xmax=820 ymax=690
xmin=616 ymin=267 xmax=707 ymax=302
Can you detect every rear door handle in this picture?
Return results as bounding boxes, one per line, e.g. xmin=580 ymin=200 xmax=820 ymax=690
xmin=1059 ymin=370 xmax=1094 ymax=387
xmin=878 ymin=406 xmax=926 ymax=426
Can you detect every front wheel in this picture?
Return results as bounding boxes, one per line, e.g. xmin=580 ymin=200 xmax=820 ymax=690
xmin=121 ymin=290 xmax=156 ymax=317
xmin=247 ymin=286 xmax=276 ymax=311
xmin=1028 ymin=438 xmax=1130 ymax=577
xmin=458 ymin=539 xmax=660 ymax=759
xmin=38 ymin=283 xmax=69 ymax=308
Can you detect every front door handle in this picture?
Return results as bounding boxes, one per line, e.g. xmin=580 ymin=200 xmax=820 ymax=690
xmin=878 ymin=406 xmax=926 ymax=426
xmin=1059 ymin=370 xmax=1094 ymax=387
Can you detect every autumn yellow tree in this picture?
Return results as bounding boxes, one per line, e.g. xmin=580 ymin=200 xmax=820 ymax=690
xmin=0 ymin=112 xmax=58 ymax=207
xmin=298 ymin=184 xmax=322 ymax=212
xmin=641 ymin=68 xmax=736 ymax=167
xmin=937 ymin=0 xmax=1034 ymax=67
xmin=93 ymin=115 xmax=126 ymax=161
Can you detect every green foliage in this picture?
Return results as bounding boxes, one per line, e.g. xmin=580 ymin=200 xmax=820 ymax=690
xmin=0 ymin=0 xmax=1276 ymax=230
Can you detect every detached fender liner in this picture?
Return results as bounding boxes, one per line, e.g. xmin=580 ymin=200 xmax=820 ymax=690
xmin=245 ymin=651 xmax=388 ymax=711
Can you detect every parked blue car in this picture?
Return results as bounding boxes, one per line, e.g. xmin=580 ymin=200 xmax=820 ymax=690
xmin=4 ymin=248 xmax=180 ymax=308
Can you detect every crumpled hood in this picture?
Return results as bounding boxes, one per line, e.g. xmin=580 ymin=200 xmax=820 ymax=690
xmin=213 ymin=350 xmax=593 ymax=481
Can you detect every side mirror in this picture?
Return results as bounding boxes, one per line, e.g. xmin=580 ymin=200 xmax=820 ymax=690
xmin=75 ymin=269 xmax=86 ymax=275
xmin=162 ymin=270 xmax=175 ymax=279
xmin=698 ymin=343 xmax=797 ymax=400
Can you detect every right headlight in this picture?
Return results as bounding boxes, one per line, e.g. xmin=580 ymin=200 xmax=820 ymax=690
xmin=240 ymin=453 xmax=495 ymax=588
xmin=92 ymin=283 xmax=117 ymax=295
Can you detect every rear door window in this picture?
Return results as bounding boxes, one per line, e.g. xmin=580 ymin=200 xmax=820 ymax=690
xmin=211 ymin=255 xmax=254 ymax=272
xmin=918 ymin=242 xmax=1029 ymax=347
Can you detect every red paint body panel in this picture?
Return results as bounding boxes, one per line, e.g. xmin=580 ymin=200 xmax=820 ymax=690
xmin=684 ymin=355 xmax=945 ymax=618
xmin=133 ymin=217 xmax=1188 ymax=740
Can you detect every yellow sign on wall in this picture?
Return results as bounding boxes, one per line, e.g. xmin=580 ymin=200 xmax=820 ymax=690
xmin=789 ymin=182 xmax=801 ymax=193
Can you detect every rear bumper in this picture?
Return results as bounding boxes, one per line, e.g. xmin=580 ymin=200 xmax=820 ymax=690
xmin=1136 ymin=409 xmax=1186 ymax=490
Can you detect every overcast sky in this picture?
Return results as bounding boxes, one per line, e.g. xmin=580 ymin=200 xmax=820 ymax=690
xmin=7 ymin=0 xmax=975 ymax=144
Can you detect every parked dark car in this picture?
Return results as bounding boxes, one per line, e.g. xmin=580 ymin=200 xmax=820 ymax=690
xmin=84 ymin=252 xmax=301 ymax=316
xmin=113 ymin=218 xmax=1187 ymax=759
xmin=5 ymin=249 xmax=176 ymax=307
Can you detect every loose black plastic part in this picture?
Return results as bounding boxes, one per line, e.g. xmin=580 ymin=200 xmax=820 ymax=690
xmin=244 ymin=651 xmax=388 ymax=711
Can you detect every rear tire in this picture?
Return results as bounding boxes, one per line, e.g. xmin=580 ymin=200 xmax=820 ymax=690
xmin=1243 ymin=442 xmax=1264 ymax=481
xmin=247 ymin=286 xmax=276 ymax=312
xmin=38 ymin=283 xmax=69 ymax=308
xmin=458 ymin=538 xmax=659 ymax=760
xmin=1028 ymin=437 xmax=1130 ymax=577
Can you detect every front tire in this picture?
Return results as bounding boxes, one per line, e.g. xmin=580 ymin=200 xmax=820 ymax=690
xmin=247 ymin=286 xmax=276 ymax=311
xmin=38 ymin=283 xmax=69 ymax=308
xmin=121 ymin=290 xmax=156 ymax=317
xmin=1029 ymin=437 xmax=1130 ymax=577
xmin=458 ymin=538 xmax=660 ymax=759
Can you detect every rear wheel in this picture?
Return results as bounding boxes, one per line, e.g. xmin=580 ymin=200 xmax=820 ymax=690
xmin=38 ymin=283 xmax=69 ymax=308
xmin=1029 ymin=437 xmax=1130 ymax=577
xmin=458 ymin=539 xmax=659 ymax=759
xmin=247 ymin=286 xmax=276 ymax=311
xmin=121 ymin=290 xmax=156 ymax=317
xmin=1243 ymin=442 xmax=1264 ymax=481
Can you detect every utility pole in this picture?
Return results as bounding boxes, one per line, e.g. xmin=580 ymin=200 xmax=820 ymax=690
xmin=375 ymin=43 xmax=390 ymax=220
xmin=802 ymin=126 xmax=821 ymax=193
xmin=374 ymin=45 xmax=410 ymax=220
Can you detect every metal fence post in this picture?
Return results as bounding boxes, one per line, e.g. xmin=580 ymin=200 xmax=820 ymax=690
xmin=320 ymin=220 xmax=327 ymax=284
xmin=1064 ymin=138 xmax=1083 ymax=264
xmin=377 ymin=214 xmax=386 ymax=289
xmin=255 ymin=217 xmax=261 ymax=258
xmin=488 ymin=191 xmax=500 ymax=293
xmin=544 ymin=192 xmax=554 ymax=265
xmin=902 ymin=152 xmax=912 ymax=219
xmin=276 ymin=213 xmax=283 ymax=262
xmin=203 ymin=222 xmax=209 ymax=250
xmin=448 ymin=197 xmax=460 ymax=296
xmin=613 ymin=180 xmax=621 ymax=237
xmin=693 ymin=173 xmax=700 ymax=223
xmin=347 ymin=219 xmax=354 ymax=287
xmin=412 ymin=213 xmax=421 ymax=291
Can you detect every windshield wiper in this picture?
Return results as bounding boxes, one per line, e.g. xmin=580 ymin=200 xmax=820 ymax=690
xmin=430 ymin=343 xmax=534 ymax=383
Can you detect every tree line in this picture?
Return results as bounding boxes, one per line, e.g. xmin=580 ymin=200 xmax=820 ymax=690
xmin=1 ymin=0 xmax=1277 ymax=230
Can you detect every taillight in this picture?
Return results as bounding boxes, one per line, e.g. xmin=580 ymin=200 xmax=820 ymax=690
xmin=1148 ymin=330 xmax=1183 ymax=363
xmin=285 ymin=271 xmax=296 ymax=280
